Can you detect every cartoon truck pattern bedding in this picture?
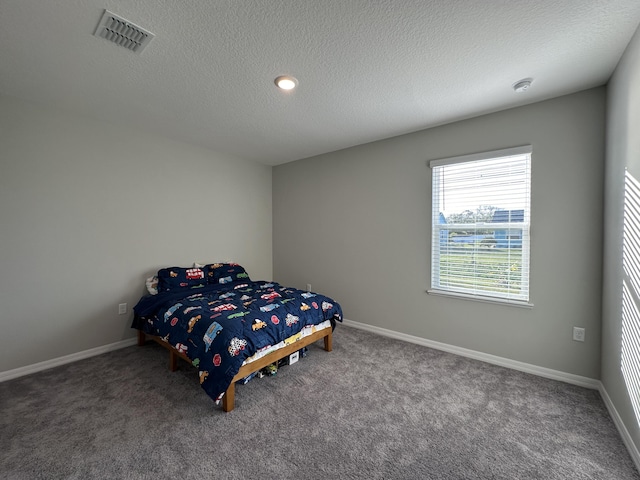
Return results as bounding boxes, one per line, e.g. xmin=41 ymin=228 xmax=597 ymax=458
xmin=132 ymin=264 xmax=342 ymax=404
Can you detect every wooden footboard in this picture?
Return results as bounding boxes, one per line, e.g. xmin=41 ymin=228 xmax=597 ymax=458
xmin=223 ymin=327 xmax=332 ymax=412
xmin=137 ymin=326 xmax=333 ymax=412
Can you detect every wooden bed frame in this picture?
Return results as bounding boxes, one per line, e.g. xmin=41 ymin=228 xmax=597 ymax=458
xmin=137 ymin=326 xmax=333 ymax=412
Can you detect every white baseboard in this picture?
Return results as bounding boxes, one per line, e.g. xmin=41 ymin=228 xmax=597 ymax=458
xmin=342 ymin=318 xmax=600 ymax=389
xmin=599 ymin=384 xmax=640 ymax=473
xmin=342 ymin=319 xmax=640 ymax=472
xmin=0 ymin=337 xmax=138 ymax=383
xmin=2 ymin=320 xmax=639 ymax=472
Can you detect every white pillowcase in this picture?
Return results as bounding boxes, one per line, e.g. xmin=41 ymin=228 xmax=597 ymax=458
xmin=145 ymin=275 xmax=159 ymax=295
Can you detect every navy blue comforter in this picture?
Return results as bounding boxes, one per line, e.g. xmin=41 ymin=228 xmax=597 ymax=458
xmin=132 ymin=280 xmax=342 ymax=403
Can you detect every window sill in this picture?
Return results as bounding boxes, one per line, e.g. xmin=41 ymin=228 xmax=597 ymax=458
xmin=427 ymin=289 xmax=534 ymax=309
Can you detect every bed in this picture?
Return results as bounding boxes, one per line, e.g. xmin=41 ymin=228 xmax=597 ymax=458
xmin=132 ymin=263 xmax=343 ymax=411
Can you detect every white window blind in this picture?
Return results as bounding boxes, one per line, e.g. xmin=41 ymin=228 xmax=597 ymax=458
xmin=429 ymin=146 xmax=532 ymax=305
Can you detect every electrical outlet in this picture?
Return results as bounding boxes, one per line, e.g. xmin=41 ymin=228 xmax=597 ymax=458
xmin=118 ymin=303 xmax=127 ymax=315
xmin=306 ymin=284 xmax=311 ymax=293
xmin=573 ymin=326 xmax=585 ymax=342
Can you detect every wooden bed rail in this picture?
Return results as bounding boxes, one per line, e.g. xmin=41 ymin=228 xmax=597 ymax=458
xmin=137 ymin=330 xmax=192 ymax=372
xmin=137 ymin=326 xmax=333 ymax=412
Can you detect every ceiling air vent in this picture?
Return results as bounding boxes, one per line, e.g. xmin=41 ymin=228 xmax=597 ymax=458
xmin=93 ymin=10 xmax=154 ymax=54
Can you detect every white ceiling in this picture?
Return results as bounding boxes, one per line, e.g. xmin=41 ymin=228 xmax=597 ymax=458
xmin=1 ymin=1 xmax=639 ymax=166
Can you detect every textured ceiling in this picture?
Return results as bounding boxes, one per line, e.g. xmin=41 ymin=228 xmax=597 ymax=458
xmin=1 ymin=1 xmax=639 ymax=166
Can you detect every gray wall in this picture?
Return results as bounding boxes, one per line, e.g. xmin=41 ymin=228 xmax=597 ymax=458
xmin=0 ymin=94 xmax=272 ymax=372
xmin=602 ymin=25 xmax=640 ymax=453
xmin=274 ymin=88 xmax=605 ymax=379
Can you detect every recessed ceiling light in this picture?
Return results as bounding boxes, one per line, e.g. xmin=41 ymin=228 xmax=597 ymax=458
xmin=513 ymin=78 xmax=533 ymax=93
xmin=275 ymin=75 xmax=298 ymax=91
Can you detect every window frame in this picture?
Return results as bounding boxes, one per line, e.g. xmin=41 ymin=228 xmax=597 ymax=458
xmin=428 ymin=145 xmax=533 ymax=308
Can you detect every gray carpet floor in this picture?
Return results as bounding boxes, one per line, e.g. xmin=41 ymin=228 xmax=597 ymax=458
xmin=1 ymin=325 xmax=638 ymax=480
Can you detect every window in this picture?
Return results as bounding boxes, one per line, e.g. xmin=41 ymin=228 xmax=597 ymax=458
xmin=429 ymin=145 xmax=532 ymax=306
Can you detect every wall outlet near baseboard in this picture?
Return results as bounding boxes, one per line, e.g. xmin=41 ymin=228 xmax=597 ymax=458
xmin=573 ymin=326 xmax=585 ymax=342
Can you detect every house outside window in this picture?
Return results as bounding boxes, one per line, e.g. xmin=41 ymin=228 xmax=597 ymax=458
xmin=429 ymin=145 xmax=532 ymax=306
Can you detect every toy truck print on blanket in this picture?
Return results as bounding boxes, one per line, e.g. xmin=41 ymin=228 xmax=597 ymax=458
xmin=132 ymin=265 xmax=342 ymax=404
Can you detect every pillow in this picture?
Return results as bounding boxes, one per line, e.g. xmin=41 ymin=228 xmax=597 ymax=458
xmin=203 ymin=262 xmax=250 ymax=284
xmin=145 ymin=275 xmax=159 ymax=295
xmin=157 ymin=266 xmax=208 ymax=292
